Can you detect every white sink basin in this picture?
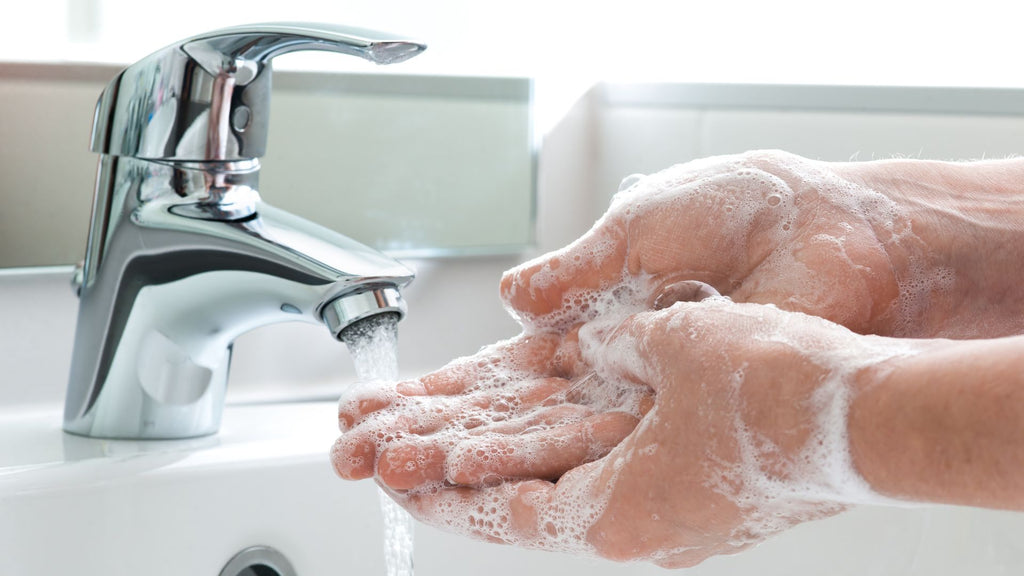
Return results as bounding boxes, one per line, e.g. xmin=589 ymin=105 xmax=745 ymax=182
xmin=2 ymin=401 xmax=1024 ymax=576
xmin=0 ymin=402 xmax=384 ymax=575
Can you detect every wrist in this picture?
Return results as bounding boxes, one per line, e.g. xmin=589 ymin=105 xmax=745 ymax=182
xmin=847 ymin=336 xmax=1024 ymax=509
xmin=845 ymin=345 xmax=927 ymax=504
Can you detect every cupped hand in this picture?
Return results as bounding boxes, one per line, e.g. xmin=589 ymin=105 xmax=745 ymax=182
xmin=502 ymin=150 xmax=924 ymax=337
xmin=381 ymin=300 xmax=914 ymax=567
xmin=332 ymin=327 xmax=654 ymax=490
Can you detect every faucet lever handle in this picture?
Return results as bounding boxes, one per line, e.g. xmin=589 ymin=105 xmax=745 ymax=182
xmin=91 ymin=22 xmax=426 ymax=162
xmin=181 ymin=22 xmax=426 ymax=81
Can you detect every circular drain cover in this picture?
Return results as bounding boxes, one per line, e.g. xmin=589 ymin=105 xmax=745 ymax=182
xmin=219 ymin=546 xmax=297 ymax=576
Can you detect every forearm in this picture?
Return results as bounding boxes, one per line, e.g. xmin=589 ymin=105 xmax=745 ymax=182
xmin=848 ymin=335 xmax=1024 ymax=509
xmin=833 ymin=158 xmax=1024 ymax=338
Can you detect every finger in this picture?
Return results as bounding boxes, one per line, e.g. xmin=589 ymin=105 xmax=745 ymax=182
xmin=335 ymin=399 xmax=434 ymax=481
xmin=550 ymin=325 xmax=587 ymax=379
xmin=500 ymin=219 xmax=628 ymax=324
xmin=399 ymin=376 xmax=576 ymax=437
xmin=338 ymin=384 xmax=495 ymax=440
xmin=466 ymin=404 xmax=594 ymax=436
xmin=401 ymin=480 xmax=553 ymax=546
xmin=377 ymin=436 xmax=450 ymax=490
xmin=333 ymin=407 xmax=420 ymax=480
xmin=447 ymin=411 xmax=639 ymax=485
xmin=397 ymin=333 xmax=564 ymax=397
xmin=468 ymin=376 xmax=574 ymax=415
xmin=339 ymin=392 xmax=460 ymax=441
xmin=338 ymin=384 xmax=397 ymax=430
xmin=404 ymin=461 xmax=609 ymax=553
xmin=372 ymin=376 xmax=585 ymax=490
xmin=331 ymin=433 xmax=378 ymax=480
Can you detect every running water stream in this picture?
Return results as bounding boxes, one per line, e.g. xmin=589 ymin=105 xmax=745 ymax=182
xmin=340 ymin=313 xmax=415 ymax=576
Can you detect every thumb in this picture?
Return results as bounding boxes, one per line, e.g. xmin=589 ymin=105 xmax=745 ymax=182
xmin=576 ymin=307 xmax=666 ymax=389
xmin=500 ymin=219 xmax=628 ymax=327
xmin=577 ymin=299 xmax=729 ymax=392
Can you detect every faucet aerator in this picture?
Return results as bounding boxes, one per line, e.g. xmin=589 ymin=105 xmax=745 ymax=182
xmin=322 ymin=286 xmax=407 ymax=342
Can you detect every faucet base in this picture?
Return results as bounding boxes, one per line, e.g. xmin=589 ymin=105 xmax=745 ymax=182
xmin=63 ymin=345 xmax=230 ymax=440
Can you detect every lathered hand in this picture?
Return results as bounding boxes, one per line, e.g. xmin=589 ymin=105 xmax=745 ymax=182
xmin=503 ymin=150 xmax=1024 ymax=339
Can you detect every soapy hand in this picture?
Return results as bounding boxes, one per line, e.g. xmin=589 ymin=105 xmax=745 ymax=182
xmin=331 ymin=151 xmax=1024 ymax=567
xmin=365 ymin=300 xmax=913 ymax=567
xmin=502 ymin=150 xmax=952 ymax=338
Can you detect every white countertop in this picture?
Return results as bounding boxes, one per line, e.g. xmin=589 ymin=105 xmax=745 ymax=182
xmin=0 ymin=401 xmax=340 ymax=494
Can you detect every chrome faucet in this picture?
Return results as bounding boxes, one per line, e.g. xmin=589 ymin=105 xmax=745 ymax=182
xmin=64 ymin=23 xmax=425 ymax=439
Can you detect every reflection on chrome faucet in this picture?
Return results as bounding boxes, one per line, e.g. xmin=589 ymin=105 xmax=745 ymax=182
xmin=64 ymin=23 xmax=425 ymax=439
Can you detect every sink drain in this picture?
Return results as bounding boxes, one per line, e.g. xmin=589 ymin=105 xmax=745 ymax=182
xmin=219 ymin=546 xmax=297 ymax=576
